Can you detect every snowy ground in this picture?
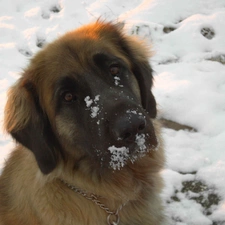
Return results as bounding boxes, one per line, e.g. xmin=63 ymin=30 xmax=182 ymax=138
xmin=0 ymin=0 xmax=225 ymax=224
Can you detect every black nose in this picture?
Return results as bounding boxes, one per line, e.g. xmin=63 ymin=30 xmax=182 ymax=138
xmin=112 ymin=113 xmax=146 ymax=142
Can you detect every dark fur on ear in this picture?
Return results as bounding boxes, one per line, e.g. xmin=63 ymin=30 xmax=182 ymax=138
xmin=4 ymin=77 xmax=60 ymax=174
xmin=120 ymin=36 xmax=157 ymax=118
xmin=130 ymin=59 xmax=157 ymax=118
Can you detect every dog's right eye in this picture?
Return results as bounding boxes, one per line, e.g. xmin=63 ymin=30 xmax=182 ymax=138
xmin=110 ymin=64 xmax=120 ymax=76
xmin=61 ymin=91 xmax=77 ymax=103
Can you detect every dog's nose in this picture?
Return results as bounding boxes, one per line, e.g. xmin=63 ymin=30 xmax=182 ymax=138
xmin=112 ymin=113 xmax=146 ymax=142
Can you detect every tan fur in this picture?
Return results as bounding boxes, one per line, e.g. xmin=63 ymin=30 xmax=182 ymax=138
xmin=0 ymin=21 xmax=166 ymax=225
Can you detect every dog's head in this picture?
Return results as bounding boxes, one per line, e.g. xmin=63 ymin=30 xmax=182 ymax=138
xmin=4 ymin=21 xmax=158 ymax=174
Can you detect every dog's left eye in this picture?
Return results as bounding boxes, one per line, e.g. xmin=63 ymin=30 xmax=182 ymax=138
xmin=110 ymin=64 xmax=120 ymax=76
xmin=61 ymin=91 xmax=77 ymax=103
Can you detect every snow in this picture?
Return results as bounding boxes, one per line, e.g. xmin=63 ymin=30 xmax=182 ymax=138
xmin=84 ymin=95 xmax=101 ymax=118
xmin=135 ymin=133 xmax=147 ymax=152
xmin=84 ymin=96 xmax=93 ymax=107
xmin=0 ymin=0 xmax=225 ymax=224
xmin=108 ymin=145 xmax=129 ymax=170
xmin=114 ymin=76 xmax=123 ymax=87
xmin=108 ymin=134 xmax=149 ymax=170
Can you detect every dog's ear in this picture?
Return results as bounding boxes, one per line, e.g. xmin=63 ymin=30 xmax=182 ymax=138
xmin=130 ymin=58 xmax=157 ymax=118
xmin=119 ymin=35 xmax=157 ymax=118
xmin=4 ymin=76 xmax=58 ymax=174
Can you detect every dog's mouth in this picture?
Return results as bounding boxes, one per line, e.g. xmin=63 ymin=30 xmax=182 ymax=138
xmin=83 ymin=95 xmax=158 ymax=170
xmin=107 ymin=133 xmax=158 ymax=170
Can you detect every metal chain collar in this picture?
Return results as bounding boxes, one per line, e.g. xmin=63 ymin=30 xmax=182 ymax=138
xmin=60 ymin=179 xmax=127 ymax=225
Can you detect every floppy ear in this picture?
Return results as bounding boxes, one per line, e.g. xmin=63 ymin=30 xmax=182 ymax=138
xmin=130 ymin=58 xmax=157 ymax=118
xmin=4 ymin=77 xmax=59 ymax=174
xmin=119 ymin=36 xmax=157 ymax=118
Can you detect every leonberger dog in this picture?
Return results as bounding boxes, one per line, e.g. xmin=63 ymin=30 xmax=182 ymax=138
xmin=0 ymin=21 xmax=166 ymax=225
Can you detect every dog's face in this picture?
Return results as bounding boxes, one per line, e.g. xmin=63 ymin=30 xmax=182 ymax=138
xmin=4 ymin=22 xmax=158 ymax=174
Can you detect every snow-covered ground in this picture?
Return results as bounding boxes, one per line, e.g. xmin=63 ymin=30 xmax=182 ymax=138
xmin=0 ymin=0 xmax=225 ymax=224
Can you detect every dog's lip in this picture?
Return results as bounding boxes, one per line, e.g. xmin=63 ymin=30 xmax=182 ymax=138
xmin=115 ymin=129 xmax=158 ymax=146
xmin=107 ymin=133 xmax=158 ymax=154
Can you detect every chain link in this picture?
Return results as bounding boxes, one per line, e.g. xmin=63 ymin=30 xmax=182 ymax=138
xmin=60 ymin=179 xmax=127 ymax=225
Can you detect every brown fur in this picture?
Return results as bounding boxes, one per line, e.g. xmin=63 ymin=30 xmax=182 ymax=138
xmin=0 ymin=21 xmax=166 ymax=225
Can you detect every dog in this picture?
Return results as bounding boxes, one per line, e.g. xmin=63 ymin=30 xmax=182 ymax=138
xmin=0 ymin=21 xmax=166 ymax=225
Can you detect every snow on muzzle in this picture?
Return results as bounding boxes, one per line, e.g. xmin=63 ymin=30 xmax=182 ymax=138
xmin=108 ymin=132 xmax=158 ymax=170
xmin=83 ymin=95 xmax=158 ymax=170
xmin=107 ymin=109 xmax=158 ymax=170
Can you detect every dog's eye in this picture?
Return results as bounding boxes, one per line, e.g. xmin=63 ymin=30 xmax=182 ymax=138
xmin=110 ymin=64 xmax=120 ymax=76
xmin=62 ymin=91 xmax=77 ymax=103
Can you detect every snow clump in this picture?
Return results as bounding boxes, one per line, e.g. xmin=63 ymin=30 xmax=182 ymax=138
xmin=114 ymin=76 xmax=123 ymax=87
xmin=108 ymin=134 xmax=149 ymax=170
xmin=108 ymin=146 xmax=129 ymax=170
xmin=84 ymin=95 xmax=100 ymax=118
xmin=135 ymin=133 xmax=147 ymax=153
